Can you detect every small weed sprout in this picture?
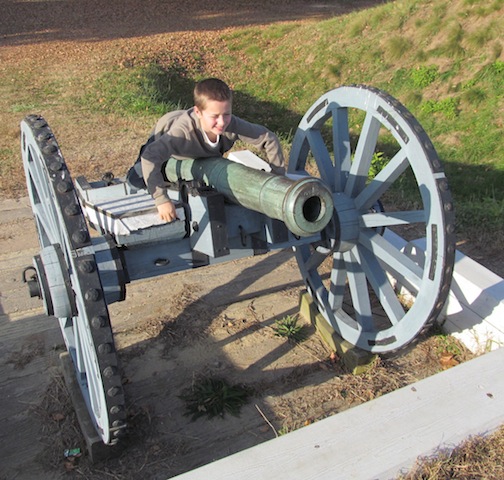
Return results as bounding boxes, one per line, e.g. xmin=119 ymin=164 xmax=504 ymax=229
xmin=410 ymin=65 xmax=439 ymax=88
xmin=369 ymin=151 xmax=387 ymax=179
xmin=421 ymin=97 xmax=460 ymax=119
xmin=278 ymin=425 xmax=293 ymax=436
xmin=179 ymin=376 xmax=250 ymax=421
xmin=273 ymin=315 xmax=307 ymax=342
xmin=435 ymin=334 xmax=463 ymax=357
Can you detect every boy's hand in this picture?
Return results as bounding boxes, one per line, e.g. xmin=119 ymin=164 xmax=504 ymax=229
xmin=157 ymin=201 xmax=178 ymax=223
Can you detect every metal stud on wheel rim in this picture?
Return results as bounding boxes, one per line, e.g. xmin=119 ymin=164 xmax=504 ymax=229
xmin=21 ymin=115 xmax=127 ymax=444
xmin=289 ymin=85 xmax=456 ymax=354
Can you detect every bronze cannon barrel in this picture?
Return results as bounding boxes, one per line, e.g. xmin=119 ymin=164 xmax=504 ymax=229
xmin=164 ymin=157 xmax=334 ymax=237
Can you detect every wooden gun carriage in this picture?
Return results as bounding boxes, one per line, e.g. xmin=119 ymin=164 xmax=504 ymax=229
xmin=20 ymin=85 xmax=455 ymax=446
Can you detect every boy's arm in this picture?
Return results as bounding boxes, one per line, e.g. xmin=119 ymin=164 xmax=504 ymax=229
xmin=230 ymin=116 xmax=285 ymax=174
xmin=141 ymin=137 xmax=177 ymax=220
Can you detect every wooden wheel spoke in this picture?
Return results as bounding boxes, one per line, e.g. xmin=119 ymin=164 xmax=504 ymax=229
xmin=358 ymin=245 xmax=405 ymax=326
xmin=360 ymin=210 xmax=426 ymax=229
xmin=344 ymin=112 xmax=381 ymax=198
xmin=354 ymin=149 xmax=410 ymax=210
xmin=306 ymin=129 xmax=336 ymax=191
xmin=359 ymin=230 xmax=423 ymax=293
xmin=328 ymin=253 xmax=347 ymax=312
xmin=343 ymin=250 xmax=374 ymax=332
xmin=331 ymin=107 xmax=352 ymax=192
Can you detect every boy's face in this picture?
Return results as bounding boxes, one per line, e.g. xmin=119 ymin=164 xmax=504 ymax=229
xmin=195 ymin=99 xmax=232 ymax=141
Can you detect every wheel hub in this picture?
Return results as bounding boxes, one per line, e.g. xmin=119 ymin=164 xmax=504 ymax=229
xmin=332 ymin=192 xmax=360 ymax=253
xmin=32 ymin=245 xmax=76 ymax=318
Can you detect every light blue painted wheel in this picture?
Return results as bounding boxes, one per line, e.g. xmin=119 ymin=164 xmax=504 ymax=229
xmin=289 ymin=85 xmax=456 ymax=354
xmin=20 ymin=115 xmax=127 ymax=444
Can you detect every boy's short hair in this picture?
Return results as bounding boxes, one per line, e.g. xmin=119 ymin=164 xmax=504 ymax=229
xmin=194 ymin=78 xmax=232 ymax=110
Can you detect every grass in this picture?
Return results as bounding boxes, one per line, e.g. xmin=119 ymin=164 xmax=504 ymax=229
xmin=220 ymin=1 xmax=503 ymax=241
xmin=11 ymin=0 xmax=497 ymax=242
xmin=430 ymin=323 xmax=466 ymax=358
xmin=82 ymin=64 xmax=194 ymax=117
xmin=410 ymin=65 xmax=440 ymax=88
xmin=272 ymin=315 xmax=307 ymax=342
xmin=398 ymin=425 xmax=504 ymax=479
xmin=179 ymin=376 xmax=250 ymax=421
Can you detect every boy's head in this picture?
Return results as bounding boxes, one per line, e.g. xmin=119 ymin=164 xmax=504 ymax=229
xmin=194 ymin=78 xmax=232 ymax=110
xmin=194 ymin=78 xmax=233 ymax=141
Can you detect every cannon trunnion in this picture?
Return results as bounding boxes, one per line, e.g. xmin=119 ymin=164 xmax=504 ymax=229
xmin=21 ymin=85 xmax=455 ymax=447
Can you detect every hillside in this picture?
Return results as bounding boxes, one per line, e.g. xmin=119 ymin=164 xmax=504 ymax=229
xmin=1 ymin=0 xmax=502 ymax=255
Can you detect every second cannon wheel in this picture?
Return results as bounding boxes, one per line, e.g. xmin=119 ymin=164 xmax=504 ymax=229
xmin=289 ymin=85 xmax=456 ymax=354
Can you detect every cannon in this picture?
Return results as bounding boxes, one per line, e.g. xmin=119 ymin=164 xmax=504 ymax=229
xmin=20 ymin=85 xmax=455 ymax=446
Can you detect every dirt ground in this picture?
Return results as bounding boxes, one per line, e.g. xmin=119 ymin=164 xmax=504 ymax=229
xmin=0 ymin=196 xmax=473 ymax=480
xmin=0 ymin=1 xmax=496 ymax=479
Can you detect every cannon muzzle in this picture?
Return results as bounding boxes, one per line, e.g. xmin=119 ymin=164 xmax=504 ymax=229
xmin=164 ymin=157 xmax=334 ymax=237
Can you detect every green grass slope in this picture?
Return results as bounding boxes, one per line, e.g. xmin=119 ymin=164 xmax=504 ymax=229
xmin=218 ymin=0 xmax=503 ymax=237
xmin=89 ymin=0 xmax=503 ymax=240
xmin=2 ymin=0 xmax=502 ymax=247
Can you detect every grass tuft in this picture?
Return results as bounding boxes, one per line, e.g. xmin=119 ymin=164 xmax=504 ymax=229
xmin=386 ymin=35 xmax=413 ymax=61
xmin=179 ymin=376 xmax=250 ymax=421
xmin=82 ymin=64 xmax=193 ymax=117
xmin=420 ymin=97 xmax=460 ymax=119
xmin=272 ymin=315 xmax=307 ymax=342
xmin=410 ymin=65 xmax=439 ymax=88
xmin=399 ymin=426 xmax=504 ymax=479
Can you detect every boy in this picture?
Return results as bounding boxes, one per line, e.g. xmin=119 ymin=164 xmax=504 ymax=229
xmin=128 ymin=78 xmax=285 ymax=222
